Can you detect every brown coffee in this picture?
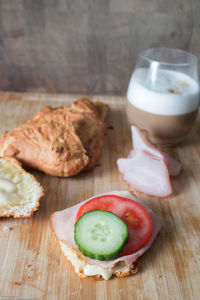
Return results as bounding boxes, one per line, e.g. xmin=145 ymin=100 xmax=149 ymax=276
xmin=126 ymin=101 xmax=198 ymax=146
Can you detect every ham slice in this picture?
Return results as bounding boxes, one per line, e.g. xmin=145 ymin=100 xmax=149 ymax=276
xmin=128 ymin=151 xmax=181 ymax=177
xmin=51 ymin=190 xmax=161 ymax=269
xmin=117 ymin=126 xmax=181 ymax=198
xmin=163 ymin=153 xmax=182 ymax=177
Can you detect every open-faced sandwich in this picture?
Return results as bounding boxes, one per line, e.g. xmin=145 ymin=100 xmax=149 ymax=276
xmin=51 ymin=190 xmax=161 ymax=280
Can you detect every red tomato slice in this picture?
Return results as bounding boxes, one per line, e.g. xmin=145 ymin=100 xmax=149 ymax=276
xmin=75 ymin=195 xmax=153 ymax=256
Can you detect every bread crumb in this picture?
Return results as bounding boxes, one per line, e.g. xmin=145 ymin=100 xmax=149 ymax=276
xmin=156 ymin=274 xmax=162 ymax=279
xmin=24 ymin=272 xmax=40 ymax=281
xmin=35 ymin=271 xmax=40 ymax=276
xmin=12 ymin=281 xmax=22 ymax=286
xmin=25 ymin=264 xmax=32 ymax=269
xmin=3 ymin=226 xmax=13 ymax=232
xmin=3 ymin=226 xmax=10 ymax=232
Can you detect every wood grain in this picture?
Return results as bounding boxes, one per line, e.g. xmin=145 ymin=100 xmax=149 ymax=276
xmin=0 ymin=0 xmax=199 ymax=95
xmin=0 ymin=92 xmax=200 ymax=299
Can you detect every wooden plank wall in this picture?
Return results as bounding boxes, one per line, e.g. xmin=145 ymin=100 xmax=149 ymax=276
xmin=0 ymin=0 xmax=199 ymax=95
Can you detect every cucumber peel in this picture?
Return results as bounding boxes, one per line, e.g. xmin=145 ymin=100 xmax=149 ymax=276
xmin=74 ymin=210 xmax=128 ymax=261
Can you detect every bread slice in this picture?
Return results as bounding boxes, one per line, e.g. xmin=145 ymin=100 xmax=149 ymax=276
xmin=59 ymin=241 xmax=140 ymax=280
xmin=0 ymin=157 xmax=44 ymax=218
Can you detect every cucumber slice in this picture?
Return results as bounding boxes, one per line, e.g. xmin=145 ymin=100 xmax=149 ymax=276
xmin=74 ymin=210 xmax=128 ymax=260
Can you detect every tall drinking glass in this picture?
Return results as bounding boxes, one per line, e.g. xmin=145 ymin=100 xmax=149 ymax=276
xmin=126 ymin=48 xmax=200 ymax=146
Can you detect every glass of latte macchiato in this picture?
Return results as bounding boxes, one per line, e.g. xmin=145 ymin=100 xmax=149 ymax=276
xmin=126 ymin=48 xmax=200 ymax=146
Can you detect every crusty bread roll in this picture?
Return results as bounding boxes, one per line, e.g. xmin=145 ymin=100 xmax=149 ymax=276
xmin=0 ymin=157 xmax=44 ymax=218
xmin=0 ymin=98 xmax=109 ymax=177
xmin=0 ymin=106 xmax=89 ymax=177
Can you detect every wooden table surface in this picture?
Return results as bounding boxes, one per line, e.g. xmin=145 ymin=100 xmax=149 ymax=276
xmin=0 ymin=92 xmax=199 ymax=300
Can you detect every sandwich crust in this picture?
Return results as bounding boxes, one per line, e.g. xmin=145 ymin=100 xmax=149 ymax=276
xmin=77 ymin=260 xmax=140 ymax=280
xmin=59 ymin=241 xmax=140 ymax=280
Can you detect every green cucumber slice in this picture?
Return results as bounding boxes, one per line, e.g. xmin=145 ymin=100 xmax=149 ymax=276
xmin=74 ymin=210 xmax=128 ymax=260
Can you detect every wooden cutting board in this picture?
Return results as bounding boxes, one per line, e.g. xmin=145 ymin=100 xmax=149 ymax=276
xmin=0 ymin=92 xmax=199 ymax=300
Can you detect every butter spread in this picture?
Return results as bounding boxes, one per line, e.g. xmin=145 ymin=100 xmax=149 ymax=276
xmin=0 ymin=178 xmax=17 ymax=207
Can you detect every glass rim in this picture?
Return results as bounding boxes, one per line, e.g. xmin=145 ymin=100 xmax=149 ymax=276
xmin=140 ymin=47 xmax=198 ymax=66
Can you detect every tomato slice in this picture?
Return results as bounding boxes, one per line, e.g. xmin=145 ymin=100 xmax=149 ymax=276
xmin=75 ymin=195 xmax=153 ymax=256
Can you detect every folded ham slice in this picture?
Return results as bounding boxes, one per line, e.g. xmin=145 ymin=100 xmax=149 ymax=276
xmin=163 ymin=153 xmax=182 ymax=177
xmin=117 ymin=126 xmax=181 ymax=198
xmin=51 ymin=191 xmax=161 ymax=272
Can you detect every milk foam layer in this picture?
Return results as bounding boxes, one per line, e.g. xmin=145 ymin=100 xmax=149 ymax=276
xmin=127 ymin=68 xmax=200 ymax=115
